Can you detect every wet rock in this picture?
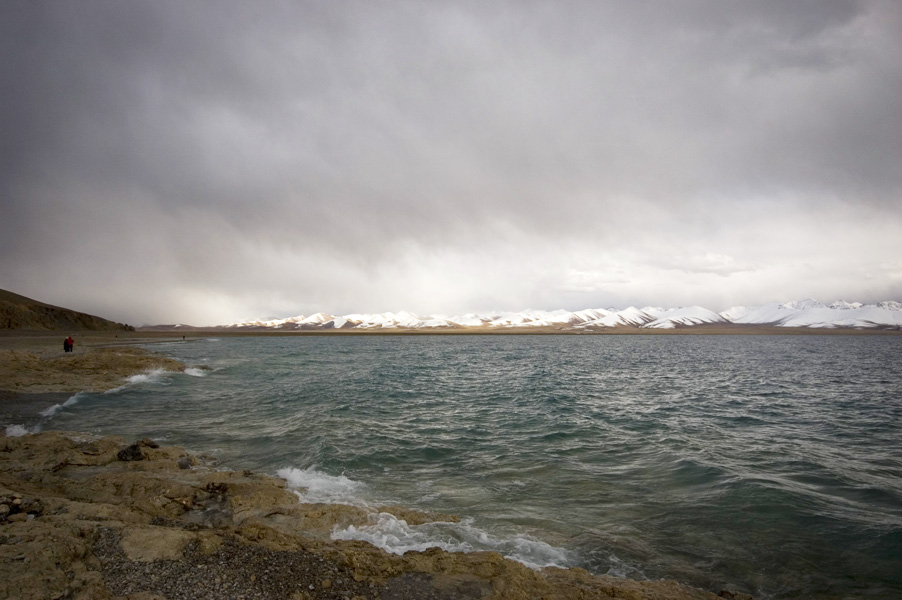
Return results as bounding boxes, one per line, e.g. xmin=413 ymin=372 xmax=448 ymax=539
xmin=1 ymin=431 xmax=748 ymax=600
xmin=117 ymin=444 xmax=145 ymax=462
xmin=205 ymin=481 xmax=228 ymax=496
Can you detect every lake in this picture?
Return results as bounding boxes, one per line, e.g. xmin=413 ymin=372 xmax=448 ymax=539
xmin=29 ymin=334 xmax=902 ymax=599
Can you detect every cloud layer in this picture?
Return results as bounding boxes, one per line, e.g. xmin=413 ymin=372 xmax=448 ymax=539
xmin=2 ymin=1 xmax=900 ymax=325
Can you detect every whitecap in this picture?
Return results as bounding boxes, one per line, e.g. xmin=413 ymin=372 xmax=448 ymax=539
xmin=125 ymin=368 xmax=168 ymax=384
xmin=103 ymin=368 xmax=171 ymax=394
xmin=331 ymin=512 xmax=572 ymax=570
xmin=278 ymin=466 xmax=573 ymax=569
xmin=277 ymin=466 xmax=367 ymax=505
xmin=183 ymin=367 xmax=208 ymax=377
xmin=40 ymin=404 xmax=63 ymax=417
xmin=5 ymin=424 xmax=31 ymax=437
xmin=40 ymin=392 xmax=85 ymax=418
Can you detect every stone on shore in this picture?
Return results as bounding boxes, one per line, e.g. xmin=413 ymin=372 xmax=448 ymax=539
xmin=0 ymin=430 xmax=751 ymax=600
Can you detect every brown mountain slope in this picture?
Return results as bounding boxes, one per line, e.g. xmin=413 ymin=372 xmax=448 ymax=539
xmin=0 ymin=288 xmax=134 ymax=331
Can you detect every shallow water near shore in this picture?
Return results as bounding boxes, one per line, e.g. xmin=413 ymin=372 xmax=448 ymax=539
xmin=13 ymin=335 xmax=902 ymax=599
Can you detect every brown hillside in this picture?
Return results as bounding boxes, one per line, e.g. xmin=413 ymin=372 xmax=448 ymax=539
xmin=0 ymin=288 xmax=134 ymax=331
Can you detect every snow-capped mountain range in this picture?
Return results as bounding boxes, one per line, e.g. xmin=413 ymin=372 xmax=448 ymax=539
xmin=216 ymin=300 xmax=902 ymax=331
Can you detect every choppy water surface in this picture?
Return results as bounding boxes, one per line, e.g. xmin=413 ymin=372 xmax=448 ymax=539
xmin=29 ymin=335 xmax=902 ymax=598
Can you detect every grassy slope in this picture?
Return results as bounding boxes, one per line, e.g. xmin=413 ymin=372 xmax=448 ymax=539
xmin=0 ymin=288 xmax=133 ymax=331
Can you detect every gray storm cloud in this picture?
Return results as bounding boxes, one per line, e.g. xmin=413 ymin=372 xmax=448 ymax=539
xmin=1 ymin=1 xmax=900 ymax=325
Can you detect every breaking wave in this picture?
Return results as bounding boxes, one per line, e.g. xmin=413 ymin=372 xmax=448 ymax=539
xmin=8 ymin=369 xmax=206 ymax=435
xmin=332 ymin=512 xmax=572 ymax=569
xmin=124 ymin=368 xmax=169 ymax=385
xmin=5 ymin=424 xmax=31 ymax=437
xmin=40 ymin=392 xmax=86 ymax=418
xmin=277 ymin=466 xmax=368 ymax=505
xmin=100 ymin=368 xmax=174 ymax=394
xmin=278 ymin=466 xmax=573 ymax=569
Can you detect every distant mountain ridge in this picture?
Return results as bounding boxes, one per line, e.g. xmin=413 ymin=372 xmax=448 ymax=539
xmin=175 ymin=299 xmax=901 ymax=332
xmin=0 ymin=288 xmax=134 ymax=331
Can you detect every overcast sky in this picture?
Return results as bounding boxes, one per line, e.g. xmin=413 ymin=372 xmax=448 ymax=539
xmin=2 ymin=1 xmax=900 ymax=325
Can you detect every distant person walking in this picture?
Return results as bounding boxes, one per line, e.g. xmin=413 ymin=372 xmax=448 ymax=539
xmin=63 ymin=336 xmax=74 ymax=352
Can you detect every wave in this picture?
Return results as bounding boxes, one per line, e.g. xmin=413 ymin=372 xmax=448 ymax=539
xmin=40 ymin=392 xmax=87 ymax=418
xmin=124 ymin=368 xmax=170 ymax=386
xmin=7 ymin=393 xmax=91 ymax=436
xmin=101 ymin=368 xmax=174 ymax=394
xmin=332 ymin=512 xmax=573 ymax=569
xmin=13 ymin=369 xmax=203 ymax=434
xmin=5 ymin=424 xmax=31 ymax=437
xmin=277 ymin=466 xmax=368 ymax=505
xmin=277 ymin=465 xmax=573 ymax=570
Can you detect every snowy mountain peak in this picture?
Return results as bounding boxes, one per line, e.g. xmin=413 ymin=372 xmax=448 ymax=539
xmin=830 ymin=301 xmax=863 ymax=310
xmin=300 ymin=312 xmax=334 ymax=325
xmin=719 ymin=306 xmax=752 ymax=321
xmin=643 ymin=306 xmax=726 ymax=329
xmin=217 ymin=300 xmax=901 ymax=331
xmin=781 ymin=299 xmax=825 ymax=311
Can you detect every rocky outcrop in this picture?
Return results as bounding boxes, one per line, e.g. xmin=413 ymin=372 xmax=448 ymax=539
xmin=0 ymin=431 xmax=753 ymax=600
xmin=0 ymin=347 xmax=186 ymax=394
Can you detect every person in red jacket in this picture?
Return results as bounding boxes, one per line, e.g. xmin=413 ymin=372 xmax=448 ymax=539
xmin=64 ymin=336 xmax=74 ymax=352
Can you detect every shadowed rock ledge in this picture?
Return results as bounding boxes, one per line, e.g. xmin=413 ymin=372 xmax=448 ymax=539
xmin=0 ymin=431 xmax=753 ymax=600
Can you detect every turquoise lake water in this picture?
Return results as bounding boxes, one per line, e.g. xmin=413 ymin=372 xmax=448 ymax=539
xmin=14 ymin=334 xmax=902 ymax=599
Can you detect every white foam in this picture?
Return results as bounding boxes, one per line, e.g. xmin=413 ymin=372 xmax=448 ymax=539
xmin=40 ymin=404 xmax=63 ymax=417
xmin=183 ymin=367 xmax=208 ymax=377
xmin=40 ymin=392 xmax=85 ymax=417
xmin=601 ymin=551 xmax=647 ymax=579
xmin=102 ymin=368 xmax=171 ymax=394
xmin=277 ymin=466 xmax=368 ymax=504
xmin=125 ymin=368 xmax=168 ymax=384
xmin=4 ymin=424 xmax=31 ymax=437
xmin=332 ymin=512 xmax=572 ymax=570
xmin=278 ymin=466 xmax=573 ymax=569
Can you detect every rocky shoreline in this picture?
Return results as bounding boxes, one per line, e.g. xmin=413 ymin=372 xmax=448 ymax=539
xmin=1 ymin=431 xmax=756 ymax=600
xmin=0 ymin=345 xmax=186 ymax=395
xmin=0 ymin=337 xmax=753 ymax=600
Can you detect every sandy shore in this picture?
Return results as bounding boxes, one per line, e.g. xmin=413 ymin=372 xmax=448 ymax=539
xmin=0 ymin=334 xmax=753 ymax=600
